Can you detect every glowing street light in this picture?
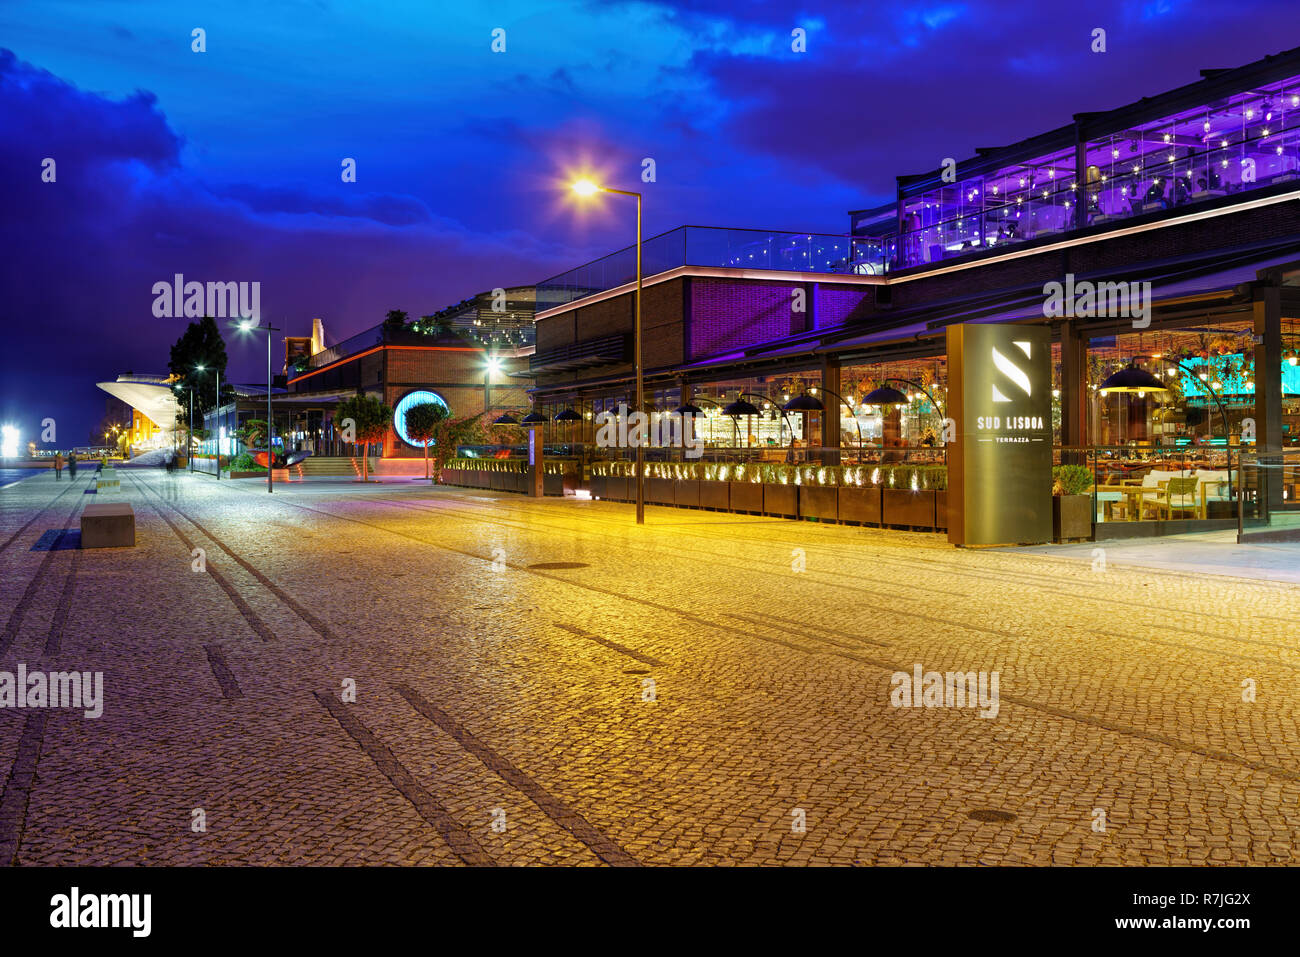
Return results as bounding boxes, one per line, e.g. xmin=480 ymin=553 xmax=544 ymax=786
xmin=1 ymin=424 xmax=19 ymax=459
xmin=230 ymin=317 xmax=282 ymax=493
xmin=569 ymin=176 xmax=645 ymax=524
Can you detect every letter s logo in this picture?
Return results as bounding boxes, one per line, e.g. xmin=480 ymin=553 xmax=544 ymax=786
xmin=991 ymin=341 xmax=1033 ymax=403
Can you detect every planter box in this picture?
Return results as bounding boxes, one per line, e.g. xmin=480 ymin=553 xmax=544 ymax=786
xmin=763 ymin=483 xmax=797 ymax=518
xmin=489 ymin=470 xmax=506 ymax=490
xmin=799 ymin=485 xmax=838 ymax=522
xmin=837 ymin=485 xmax=882 ymax=525
xmin=502 ymin=472 xmax=526 ymax=494
xmin=699 ymin=480 xmax=729 ymax=511
xmin=589 ymin=475 xmax=607 ymax=499
xmin=1053 ymin=494 xmax=1092 ymax=541
xmin=543 ymin=473 xmax=564 ymax=496
xmin=729 ymin=482 xmax=763 ymax=513
xmin=935 ymin=490 xmax=948 ymax=531
xmin=1207 ymin=500 xmax=1236 ymax=520
xmin=648 ymin=477 xmax=675 ymax=505
xmin=675 ymin=479 xmax=701 ymax=509
xmin=606 ymin=476 xmax=630 ymax=501
xmin=228 ymin=470 xmax=267 ymax=480
xmin=883 ymin=489 xmax=937 ymax=528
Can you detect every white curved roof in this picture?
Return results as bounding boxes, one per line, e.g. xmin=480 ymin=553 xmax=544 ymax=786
xmin=96 ymin=375 xmax=182 ymax=427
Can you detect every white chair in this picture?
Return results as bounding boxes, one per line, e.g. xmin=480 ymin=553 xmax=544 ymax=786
xmin=1194 ymin=469 xmax=1235 ymax=511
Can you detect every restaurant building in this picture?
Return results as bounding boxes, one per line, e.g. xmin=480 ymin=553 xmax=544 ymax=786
xmin=519 ymin=45 xmax=1300 ymax=540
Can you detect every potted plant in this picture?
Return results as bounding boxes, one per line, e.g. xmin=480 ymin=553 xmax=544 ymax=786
xmin=698 ymin=463 xmax=729 ymax=510
xmin=882 ymin=464 xmax=939 ymax=529
xmin=761 ymin=464 xmax=797 ymax=517
xmin=837 ymin=465 xmax=883 ymax=526
xmin=672 ymin=461 xmax=702 ymax=509
xmin=727 ymin=463 xmax=763 ymax=513
xmin=797 ymin=466 xmax=839 ymax=522
xmin=1052 ymin=464 xmax=1094 ymax=541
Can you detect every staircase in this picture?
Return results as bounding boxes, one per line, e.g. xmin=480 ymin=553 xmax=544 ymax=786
xmin=300 ymin=456 xmax=372 ymax=477
xmin=295 ymin=456 xmax=428 ymax=479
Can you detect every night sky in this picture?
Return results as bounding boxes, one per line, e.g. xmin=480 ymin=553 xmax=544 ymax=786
xmin=1 ymin=0 xmax=1293 ymax=445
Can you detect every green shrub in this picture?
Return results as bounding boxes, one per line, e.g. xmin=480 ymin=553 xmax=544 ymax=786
xmin=1052 ymin=464 xmax=1093 ymax=496
xmin=230 ymin=452 xmax=265 ymax=471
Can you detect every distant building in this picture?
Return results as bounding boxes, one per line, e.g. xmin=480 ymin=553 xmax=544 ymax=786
xmin=195 ymin=292 xmax=538 ymax=461
xmin=95 ymin=374 xmax=182 ymax=451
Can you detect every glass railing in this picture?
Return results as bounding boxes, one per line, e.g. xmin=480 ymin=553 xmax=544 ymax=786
xmin=537 ymin=226 xmax=890 ymax=310
xmin=538 ymin=164 xmax=1300 ymax=310
xmin=1236 ymin=450 xmax=1300 ymax=540
xmin=1053 ymin=445 xmax=1245 ymax=524
xmin=535 ymin=157 xmax=1300 ymax=308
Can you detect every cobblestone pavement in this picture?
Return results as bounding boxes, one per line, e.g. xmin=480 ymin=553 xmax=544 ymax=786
xmin=2 ymin=468 xmax=1299 ymax=866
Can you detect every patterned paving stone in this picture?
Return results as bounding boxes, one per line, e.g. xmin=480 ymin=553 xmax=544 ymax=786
xmin=1 ymin=468 xmax=1299 ymax=865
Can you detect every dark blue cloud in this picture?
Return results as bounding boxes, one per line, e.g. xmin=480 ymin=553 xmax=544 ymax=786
xmin=1 ymin=0 xmax=1296 ymax=444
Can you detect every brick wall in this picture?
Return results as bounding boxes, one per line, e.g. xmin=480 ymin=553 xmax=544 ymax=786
xmin=689 ymin=279 xmax=799 ymax=358
xmin=813 ymin=284 xmax=875 ymax=329
xmin=535 ymin=279 xmax=685 ymax=388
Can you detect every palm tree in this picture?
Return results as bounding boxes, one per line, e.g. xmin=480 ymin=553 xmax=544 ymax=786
xmin=403 ymin=401 xmax=449 ymax=479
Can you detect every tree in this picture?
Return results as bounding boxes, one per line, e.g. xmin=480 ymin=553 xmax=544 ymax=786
xmin=383 ymin=310 xmax=409 ymax=334
xmin=426 ymin=411 xmax=522 ymax=479
xmin=333 ymin=394 xmax=392 ymax=482
xmin=403 ymin=400 xmax=449 ymax=479
xmin=237 ymin=419 xmax=269 ymax=449
xmin=168 ymin=316 xmax=229 ymax=431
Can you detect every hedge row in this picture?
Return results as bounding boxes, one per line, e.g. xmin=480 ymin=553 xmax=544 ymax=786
xmin=587 ymin=461 xmax=948 ymax=490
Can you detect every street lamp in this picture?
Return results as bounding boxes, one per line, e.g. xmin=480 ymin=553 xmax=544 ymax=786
xmin=175 ymin=365 xmax=206 ymax=473
xmin=194 ymin=364 xmax=222 ymax=480
xmin=232 ymin=318 xmax=282 ymax=493
xmin=571 ymin=177 xmax=645 ymax=524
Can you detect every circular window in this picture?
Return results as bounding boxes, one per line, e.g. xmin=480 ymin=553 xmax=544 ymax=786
xmin=393 ymin=390 xmax=449 ymax=447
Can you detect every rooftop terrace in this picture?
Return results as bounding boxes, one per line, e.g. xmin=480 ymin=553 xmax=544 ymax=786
xmin=538 ymin=45 xmax=1300 ymax=313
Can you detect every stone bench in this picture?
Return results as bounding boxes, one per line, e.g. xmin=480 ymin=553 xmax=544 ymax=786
xmin=81 ymin=503 xmax=135 ymax=548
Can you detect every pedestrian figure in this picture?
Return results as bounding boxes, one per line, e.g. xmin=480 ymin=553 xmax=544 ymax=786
xmin=67 ymin=453 xmax=78 ymax=480
xmin=53 ymin=451 xmax=64 ymax=480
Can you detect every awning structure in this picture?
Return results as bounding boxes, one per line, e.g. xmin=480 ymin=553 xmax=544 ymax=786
xmin=96 ymin=375 xmax=182 ymax=427
xmin=529 ymin=334 xmax=628 ymax=374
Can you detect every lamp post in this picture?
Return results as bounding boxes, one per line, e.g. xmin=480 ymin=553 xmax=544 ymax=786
xmin=233 ymin=318 xmax=282 ymax=493
xmin=571 ymin=178 xmax=644 ymax=524
xmin=213 ymin=368 xmax=221 ymax=480
xmin=175 ymin=382 xmax=194 ymax=471
xmin=191 ymin=363 xmax=207 ymax=473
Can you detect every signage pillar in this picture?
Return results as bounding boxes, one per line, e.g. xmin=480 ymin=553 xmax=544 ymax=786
xmin=527 ymin=425 xmax=544 ymax=497
xmin=947 ymin=322 xmax=1053 ymax=546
